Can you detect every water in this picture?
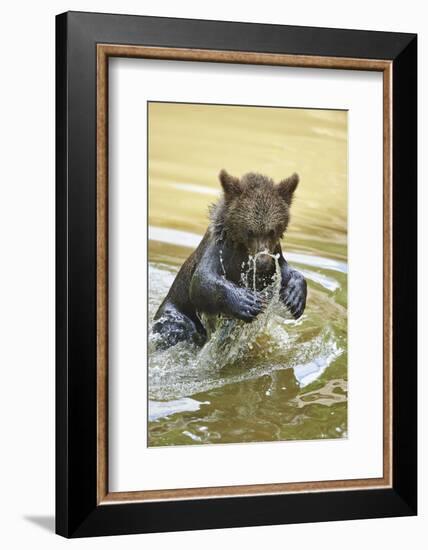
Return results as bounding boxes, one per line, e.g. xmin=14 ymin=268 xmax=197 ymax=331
xmin=148 ymin=102 xmax=347 ymax=446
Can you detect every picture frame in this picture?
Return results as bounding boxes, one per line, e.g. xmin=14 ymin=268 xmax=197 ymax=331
xmin=56 ymin=11 xmax=417 ymax=538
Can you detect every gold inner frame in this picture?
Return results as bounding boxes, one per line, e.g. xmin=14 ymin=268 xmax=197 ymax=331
xmin=96 ymin=44 xmax=393 ymax=505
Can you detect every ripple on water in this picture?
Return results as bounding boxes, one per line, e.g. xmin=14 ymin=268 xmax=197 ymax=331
xmin=149 ymin=227 xmax=347 ymax=273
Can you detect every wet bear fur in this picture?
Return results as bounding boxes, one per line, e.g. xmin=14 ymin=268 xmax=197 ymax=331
xmin=152 ymin=170 xmax=307 ymax=349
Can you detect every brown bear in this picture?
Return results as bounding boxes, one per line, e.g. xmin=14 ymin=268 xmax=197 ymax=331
xmin=152 ymin=170 xmax=307 ymax=349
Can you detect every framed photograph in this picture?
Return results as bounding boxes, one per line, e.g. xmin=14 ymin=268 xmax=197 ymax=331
xmin=56 ymin=11 xmax=417 ymax=537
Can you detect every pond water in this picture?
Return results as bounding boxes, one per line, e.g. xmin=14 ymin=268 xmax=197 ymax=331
xmin=147 ymin=102 xmax=348 ymax=446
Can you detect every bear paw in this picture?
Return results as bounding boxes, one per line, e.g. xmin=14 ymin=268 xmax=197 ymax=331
xmin=280 ymin=272 xmax=307 ymax=319
xmin=228 ymin=286 xmax=267 ymax=323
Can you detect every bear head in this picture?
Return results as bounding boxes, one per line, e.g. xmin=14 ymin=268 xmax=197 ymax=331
xmin=210 ymin=169 xmax=299 ymax=272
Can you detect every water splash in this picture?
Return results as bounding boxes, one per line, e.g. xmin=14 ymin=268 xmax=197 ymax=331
xmin=148 ymin=322 xmax=341 ymax=402
xmin=148 ymin=255 xmax=344 ymax=403
xmin=197 ymin=250 xmax=290 ymax=369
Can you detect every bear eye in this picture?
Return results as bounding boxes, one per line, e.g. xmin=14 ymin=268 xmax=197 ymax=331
xmin=268 ymin=229 xmax=275 ymax=238
xmin=247 ymin=230 xmax=255 ymax=239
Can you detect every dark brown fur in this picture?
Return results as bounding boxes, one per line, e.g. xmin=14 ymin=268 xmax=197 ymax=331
xmin=152 ymin=170 xmax=307 ymax=349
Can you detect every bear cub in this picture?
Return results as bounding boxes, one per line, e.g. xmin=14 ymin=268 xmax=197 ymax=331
xmin=152 ymin=170 xmax=307 ymax=349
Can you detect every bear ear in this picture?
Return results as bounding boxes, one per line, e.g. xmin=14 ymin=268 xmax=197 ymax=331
xmin=219 ymin=169 xmax=242 ymax=199
xmin=277 ymin=173 xmax=299 ymax=205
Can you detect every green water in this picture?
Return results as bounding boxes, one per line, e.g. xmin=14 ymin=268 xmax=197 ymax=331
xmin=148 ymin=102 xmax=347 ymax=446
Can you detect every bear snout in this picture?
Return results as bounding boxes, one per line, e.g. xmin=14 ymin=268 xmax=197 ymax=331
xmin=255 ymin=253 xmax=274 ymax=272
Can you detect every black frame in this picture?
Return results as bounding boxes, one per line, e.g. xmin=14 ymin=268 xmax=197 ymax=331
xmin=56 ymin=11 xmax=417 ymax=538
